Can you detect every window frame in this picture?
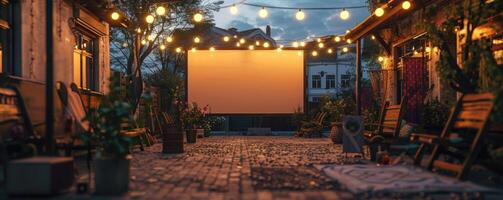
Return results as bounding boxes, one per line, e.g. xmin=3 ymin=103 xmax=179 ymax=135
xmin=312 ymin=75 xmax=321 ymax=89
xmin=325 ymin=74 xmax=336 ymax=89
xmin=73 ymin=32 xmax=99 ymax=91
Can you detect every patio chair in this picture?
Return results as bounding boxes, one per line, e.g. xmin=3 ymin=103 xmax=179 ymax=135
xmin=296 ymin=112 xmax=327 ymax=138
xmin=364 ymin=98 xmax=407 ymax=160
xmin=410 ymin=91 xmax=500 ymax=180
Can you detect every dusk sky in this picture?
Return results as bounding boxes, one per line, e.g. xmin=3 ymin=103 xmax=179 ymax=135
xmin=208 ymin=0 xmax=370 ymax=44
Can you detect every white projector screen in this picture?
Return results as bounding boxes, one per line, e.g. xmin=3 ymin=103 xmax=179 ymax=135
xmin=187 ymin=50 xmax=304 ymax=114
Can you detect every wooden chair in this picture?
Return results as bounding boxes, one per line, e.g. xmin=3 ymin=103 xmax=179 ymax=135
xmin=0 ymin=86 xmax=43 ymax=180
xmin=411 ymin=92 xmax=499 ymax=180
xmin=297 ymin=112 xmax=327 ymax=137
xmin=363 ymin=98 xmax=407 ymax=160
xmin=119 ymin=120 xmax=146 ymax=151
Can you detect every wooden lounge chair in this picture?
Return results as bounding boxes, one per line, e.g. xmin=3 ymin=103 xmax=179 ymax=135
xmin=296 ymin=112 xmax=327 ymax=137
xmin=411 ymin=91 xmax=500 ymax=180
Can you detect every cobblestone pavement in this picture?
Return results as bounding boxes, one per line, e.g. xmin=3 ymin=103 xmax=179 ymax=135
xmin=127 ymin=136 xmax=358 ymax=200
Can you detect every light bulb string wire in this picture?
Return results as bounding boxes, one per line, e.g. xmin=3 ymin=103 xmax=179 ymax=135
xmin=220 ymin=2 xmax=367 ymax=10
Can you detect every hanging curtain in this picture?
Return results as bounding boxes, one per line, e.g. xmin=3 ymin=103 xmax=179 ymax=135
xmin=402 ymin=57 xmax=429 ymax=124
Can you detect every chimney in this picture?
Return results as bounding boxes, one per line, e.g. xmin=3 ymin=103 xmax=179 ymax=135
xmin=266 ymin=25 xmax=271 ymax=37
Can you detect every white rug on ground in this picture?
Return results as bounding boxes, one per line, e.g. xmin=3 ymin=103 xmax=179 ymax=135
xmin=315 ymin=164 xmax=498 ymax=195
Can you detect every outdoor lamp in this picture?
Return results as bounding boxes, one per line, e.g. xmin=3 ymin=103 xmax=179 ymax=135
xmin=378 ymin=56 xmax=384 ymax=62
xmin=340 ymin=9 xmax=349 ymax=20
xmin=160 ymin=44 xmax=166 ymax=50
xmin=146 ymin=15 xmax=155 ymax=24
xmin=402 ymin=1 xmax=412 ymax=10
xmin=223 ymin=36 xmax=230 ymax=42
xmin=249 ymin=45 xmax=254 ymax=50
xmin=255 ymin=41 xmax=261 ymax=46
xmin=327 ymin=48 xmax=333 ymax=54
xmin=346 ymin=39 xmax=352 ymax=44
xmin=334 ymin=36 xmax=341 ymax=42
xmin=300 ymin=42 xmax=306 ymax=47
xmin=371 ymin=35 xmax=376 ymax=40
xmin=258 ymin=7 xmax=268 ymax=18
xmin=263 ymin=42 xmax=270 ymax=48
xmin=175 ymin=47 xmax=182 ymax=53
xmin=292 ymin=41 xmax=299 ymax=48
xmin=343 ymin=47 xmax=349 ymax=52
xmin=147 ymin=34 xmax=155 ymax=41
xmin=136 ymin=28 xmax=142 ymax=33
xmin=375 ymin=7 xmax=384 ymax=17
xmin=166 ymin=36 xmax=173 ymax=43
xmin=318 ymin=43 xmax=324 ymax=48
xmin=111 ymin=12 xmax=120 ymax=20
xmin=312 ymin=51 xmax=318 ymax=57
xmin=193 ymin=13 xmax=203 ymax=22
xmin=240 ymin=38 xmax=246 ymax=44
xmin=156 ymin=6 xmax=167 ymax=16
xmin=141 ymin=40 xmax=147 ymax=45
xmin=230 ymin=4 xmax=238 ymax=15
xmin=194 ymin=36 xmax=201 ymax=43
xmin=296 ymin=9 xmax=305 ymax=21
xmin=236 ymin=42 xmax=241 ymax=47
xmin=317 ymin=38 xmax=322 ymax=43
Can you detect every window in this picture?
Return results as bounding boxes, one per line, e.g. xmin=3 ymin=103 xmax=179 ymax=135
xmin=326 ymin=75 xmax=335 ymax=89
xmin=73 ymin=34 xmax=99 ymax=91
xmin=312 ymin=75 xmax=321 ymax=88
xmin=341 ymin=74 xmax=350 ymax=88
xmin=312 ymin=97 xmax=321 ymax=102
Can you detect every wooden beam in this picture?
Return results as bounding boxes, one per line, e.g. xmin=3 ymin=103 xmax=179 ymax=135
xmin=374 ymin=33 xmax=391 ymax=55
xmin=355 ymin=39 xmax=362 ymax=115
xmin=0 ymin=0 xmax=8 ymax=6
xmin=346 ymin=3 xmax=405 ymax=41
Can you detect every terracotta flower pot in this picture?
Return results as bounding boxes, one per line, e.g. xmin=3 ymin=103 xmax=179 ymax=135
xmin=94 ymin=155 xmax=131 ymax=195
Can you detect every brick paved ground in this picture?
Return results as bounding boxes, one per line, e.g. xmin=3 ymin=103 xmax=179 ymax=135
xmin=127 ymin=136 xmax=358 ymax=200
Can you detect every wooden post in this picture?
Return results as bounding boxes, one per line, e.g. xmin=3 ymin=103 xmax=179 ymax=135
xmin=355 ymin=39 xmax=362 ymax=115
xmin=45 ymin=0 xmax=55 ymax=155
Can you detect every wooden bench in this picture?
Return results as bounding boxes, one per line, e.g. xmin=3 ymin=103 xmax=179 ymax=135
xmin=411 ymin=91 xmax=500 ymax=180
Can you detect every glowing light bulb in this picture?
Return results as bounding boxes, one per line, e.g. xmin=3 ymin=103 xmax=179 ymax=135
xmin=258 ymin=7 xmax=268 ymax=18
xmin=296 ymin=9 xmax=305 ymax=21
xmin=371 ymin=35 xmax=376 ymax=40
xmin=175 ymin=47 xmax=182 ymax=53
xmin=255 ymin=41 xmax=260 ymax=46
xmin=425 ymin=47 xmax=431 ymax=53
xmin=312 ymin=51 xmax=318 ymax=57
xmin=402 ymin=1 xmax=411 ymax=10
xmin=340 ymin=9 xmax=349 ymax=20
xmin=160 ymin=44 xmax=166 ymax=50
xmin=156 ymin=6 xmax=166 ymax=16
xmin=378 ymin=56 xmax=384 ymax=62
xmin=263 ymin=42 xmax=270 ymax=48
xmin=343 ymin=47 xmax=349 ymax=52
xmin=166 ymin=36 xmax=173 ymax=43
xmin=146 ymin=15 xmax=154 ymax=24
xmin=249 ymin=45 xmax=254 ymax=50
xmin=327 ymin=48 xmax=333 ymax=54
xmin=236 ymin=42 xmax=241 ymax=47
xmin=223 ymin=36 xmax=229 ymax=42
xmin=141 ymin=40 xmax=147 ymax=45
xmin=375 ymin=8 xmax=384 ymax=17
xmin=230 ymin=4 xmax=238 ymax=15
xmin=210 ymin=47 xmax=215 ymax=51
xmin=318 ymin=43 xmax=324 ymax=48
xmin=193 ymin=13 xmax=203 ymax=22
xmin=240 ymin=38 xmax=245 ymax=44
xmin=334 ymin=36 xmax=341 ymax=42
xmin=300 ymin=42 xmax=306 ymax=47
xmin=136 ymin=28 xmax=142 ymax=33
xmin=292 ymin=42 xmax=299 ymax=48
xmin=194 ymin=36 xmax=200 ymax=43
xmin=317 ymin=38 xmax=322 ymax=43
xmin=111 ymin=12 xmax=120 ymax=20
xmin=122 ymin=42 xmax=128 ymax=48
xmin=147 ymin=34 xmax=155 ymax=41
xmin=346 ymin=39 xmax=352 ymax=44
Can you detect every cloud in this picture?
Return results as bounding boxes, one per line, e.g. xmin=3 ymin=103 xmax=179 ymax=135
xmin=228 ymin=20 xmax=255 ymax=30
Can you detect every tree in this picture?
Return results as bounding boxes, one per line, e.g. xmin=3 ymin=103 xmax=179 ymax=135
xmin=109 ymin=0 xmax=220 ymax=113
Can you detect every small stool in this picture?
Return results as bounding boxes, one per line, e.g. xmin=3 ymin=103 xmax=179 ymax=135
xmin=7 ymin=156 xmax=74 ymax=195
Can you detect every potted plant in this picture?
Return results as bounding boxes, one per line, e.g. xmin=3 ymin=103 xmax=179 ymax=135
xmin=182 ymin=102 xmax=203 ymax=143
xmin=82 ymin=79 xmax=133 ymax=195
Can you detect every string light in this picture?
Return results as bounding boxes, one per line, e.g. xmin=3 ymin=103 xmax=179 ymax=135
xmin=193 ymin=13 xmax=203 ymax=22
xmin=402 ymin=1 xmax=412 ymax=10
xmin=146 ymin=15 xmax=155 ymax=23
xmin=375 ymin=7 xmax=384 ymax=17
xmin=327 ymin=48 xmax=333 ymax=54
xmin=258 ymin=7 xmax=268 ymax=18
xmin=236 ymin=42 xmax=241 ymax=47
xmin=300 ymin=42 xmax=306 ymax=47
xmin=111 ymin=12 xmax=120 ymax=20
xmin=311 ymin=51 xmax=318 ymax=57
xmin=371 ymin=35 xmax=376 ymax=40
xmin=194 ymin=36 xmax=201 ymax=43
xmin=346 ymin=39 xmax=352 ymax=44
xmin=175 ymin=47 xmax=182 ymax=53
xmin=160 ymin=44 xmax=166 ymax=50
xmin=346 ymin=30 xmax=350 ymax=34
xmin=233 ymin=35 xmax=238 ymax=38
xmin=166 ymin=36 xmax=173 ymax=43
xmin=210 ymin=47 xmax=215 ymax=51
xmin=342 ymin=47 xmax=349 ymax=52
xmin=141 ymin=39 xmax=147 ymax=45
xmin=334 ymin=36 xmax=341 ymax=42
xmin=292 ymin=41 xmax=299 ymax=48
xmin=136 ymin=28 xmax=142 ymax=33
xmin=122 ymin=42 xmax=128 ymax=48
xmin=249 ymin=45 xmax=254 ymax=50
xmin=230 ymin=4 xmax=239 ymax=15
xmin=425 ymin=47 xmax=431 ymax=53
xmin=317 ymin=38 xmax=322 ymax=42
xmin=240 ymin=38 xmax=246 ymax=44
xmin=296 ymin=9 xmax=305 ymax=21
xmin=378 ymin=56 xmax=384 ymax=62
xmin=340 ymin=9 xmax=349 ymax=20
xmin=156 ymin=6 xmax=167 ymax=16
xmin=255 ymin=41 xmax=261 ymax=46
xmin=147 ymin=34 xmax=155 ymax=41
xmin=223 ymin=36 xmax=230 ymax=42
xmin=318 ymin=42 xmax=324 ymax=48
xmin=263 ymin=42 xmax=270 ymax=48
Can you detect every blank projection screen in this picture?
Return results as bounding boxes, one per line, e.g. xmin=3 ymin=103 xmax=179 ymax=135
xmin=187 ymin=50 xmax=304 ymax=114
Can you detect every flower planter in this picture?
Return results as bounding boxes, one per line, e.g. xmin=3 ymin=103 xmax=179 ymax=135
xmin=162 ymin=125 xmax=184 ymax=154
xmin=94 ymin=155 xmax=131 ymax=195
xmin=186 ymin=129 xmax=197 ymax=143
xmin=204 ymin=129 xmax=211 ymax=137
xmin=196 ymin=128 xmax=204 ymax=138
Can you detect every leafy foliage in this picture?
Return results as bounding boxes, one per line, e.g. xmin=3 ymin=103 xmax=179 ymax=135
xmin=420 ymin=98 xmax=450 ymax=130
xmin=320 ymin=93 xmax=356 ymax=123
xmin=82 ymin=77 xmax=132 ymax=158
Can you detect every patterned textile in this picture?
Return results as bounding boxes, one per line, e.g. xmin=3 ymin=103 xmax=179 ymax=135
xmin=403 ymin=57 xmax=428 ymax=123
xmin=316 ymin=164 xmax=499 ymax=195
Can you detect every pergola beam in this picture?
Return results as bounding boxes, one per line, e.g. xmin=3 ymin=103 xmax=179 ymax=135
xmin=374 ymin=33 xmax=391 ymax=55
